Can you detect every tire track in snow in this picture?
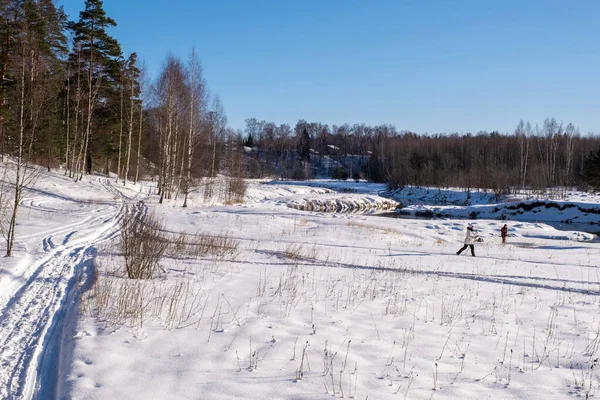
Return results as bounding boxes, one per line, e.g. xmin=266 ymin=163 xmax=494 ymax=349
xmin=0 ymin=178 xmax=143 ymax=400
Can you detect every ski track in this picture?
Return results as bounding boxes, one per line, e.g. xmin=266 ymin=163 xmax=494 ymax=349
xmin=0 ymin=178 xmax=140 ymax=400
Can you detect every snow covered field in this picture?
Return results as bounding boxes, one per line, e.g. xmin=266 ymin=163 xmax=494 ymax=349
xmin=2 ymin=168 xmax=600 ymax=399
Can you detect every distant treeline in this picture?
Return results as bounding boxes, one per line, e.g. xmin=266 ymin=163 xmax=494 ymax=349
xmin=238 ymin=118 xmax=600 ymax=191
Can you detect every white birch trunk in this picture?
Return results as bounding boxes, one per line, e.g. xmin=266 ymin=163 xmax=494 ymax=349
xmin=116 ymin=70 xmax=123 ymax=182
xmin=135 ymin=100 xmax=142 ymax=184
xmin=6 ymin=54 xmax=26 ymax=256
xmin=124 ymin=66 xmax=134 ymax=186
xmin=64 ymin=62 xmax=70 ymax=175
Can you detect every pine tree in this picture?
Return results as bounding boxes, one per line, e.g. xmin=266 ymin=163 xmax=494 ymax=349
xmin=0 ymin=1 xmax=20 ymax=153
xmin=299 ymin=128 xmax=310 ymax=162
xmin=583 ymin=149 xmax=600 ymax=189
xmin=298 ymin=128 xmax=310 ymax=180
xmin=24 ymin=0 xmax=68 ymax=170
xmin=244 ymin=133 xmax=253 ymax=148
xmin=69 ymin=0 xmax=122 ymax=178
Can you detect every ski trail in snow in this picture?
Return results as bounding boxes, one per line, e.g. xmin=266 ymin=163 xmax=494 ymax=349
xmin=0 ymin=178 xmax=141 ymax=400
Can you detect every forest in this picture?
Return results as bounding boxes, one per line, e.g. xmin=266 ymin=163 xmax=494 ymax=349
xmin=239 ymin=117 xmax=600 ymax=193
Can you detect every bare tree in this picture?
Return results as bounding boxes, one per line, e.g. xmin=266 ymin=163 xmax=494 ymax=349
xmin=116 ymin=67 xmax=123 ymax=181
xmin=5 ymin=53 xmax=27 ymax=256
xmin=210 ymin=95 xmax=226 ymax=178
xmin=202 ymin=95 xmax=226 ymax=201
xmin=515 ymin=119 xmax=530 ymax=189
xmin=182 ymin=47 xmax=207 ymax=207
xmin=153 ymin=54 xmax=187 ymax=203
xmin=5 ymin=48 xmax=39 ymax=256
xmin=123 ymin=53 xmax=138 ymax=185
xmin=134 ymin=61 xmax=147 ymax=185
xmin=69 ymin=43 xmax=83 ymax=178
xmin=563 ymin=123 xmax=578 ymax=187
xmin=64 ymin=60 xmax=70 ymax=174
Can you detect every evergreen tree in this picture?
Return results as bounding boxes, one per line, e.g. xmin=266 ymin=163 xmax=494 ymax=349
xmin=331 ymin=166 xmax=348 ymax=180
xmin=24 ymin=0 xmax=68 ymax=170
xmin=0 ymin=1 xmax=20 ymax=147
xmin=299 ymin=128 xmax=310 ymax=162
xmin=244 ymin=133 xmax=253 ymax=148
xmin=69 ymin=0 xmax=122 ymax=178
xmin=583 ymin=149 xmax=600 ymax=189
xmin=298 ymin=128 xmax=310 ymax=179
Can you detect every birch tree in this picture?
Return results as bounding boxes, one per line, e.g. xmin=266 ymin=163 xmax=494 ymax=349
xmin=182 ymin=47 xmax=207 ymax=207
xmin=134 ymin=61 xmax=147 ymax=185
xmin=154 ymin=55 xmax=186 ymax=203
xmin=515 ymin=119 xmax=530 ymax=189
xmin=123 ymin=52 xmax=140 ymax=185
xmin=563 ymin=123 xmax=578 ymax=187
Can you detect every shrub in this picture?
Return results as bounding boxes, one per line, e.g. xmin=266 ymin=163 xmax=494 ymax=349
xmin=166 ymin=231 xmax=240 ymax=259
xmin=120 ymin=208 xmax=168 ymax=279
xmin=332 ymin=167 xmax=348 ymax=181
xmin=224 ymin=176 xmax=247 ymax=204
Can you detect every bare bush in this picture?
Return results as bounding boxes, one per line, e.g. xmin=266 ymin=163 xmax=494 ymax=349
xmin=121 ymin=209 xmax=168 ymax=279
xmin=166 ymin=231 xmax=240 ymax=260
xmin=224 ymin=176 xmax=247 ymax=204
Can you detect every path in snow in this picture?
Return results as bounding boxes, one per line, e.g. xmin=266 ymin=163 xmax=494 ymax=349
xmin=0 ymin=178 xmax=141 ymax=400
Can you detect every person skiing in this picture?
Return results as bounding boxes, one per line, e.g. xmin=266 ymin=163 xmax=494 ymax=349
xmin=500 ymin=224 xmax=508 ymax=245
xmin=456 ymin=223 xmax=478 ymax=256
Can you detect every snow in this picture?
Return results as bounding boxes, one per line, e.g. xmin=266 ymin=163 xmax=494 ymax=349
xmin=388 ymin=186 xmax=600 ymax=221
xmin=2 ymin=168 xmax=600 ymax=399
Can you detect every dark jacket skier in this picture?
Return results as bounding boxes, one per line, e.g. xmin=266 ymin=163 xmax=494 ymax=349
xmin=500 ymin=224 xmax=508 ymax=244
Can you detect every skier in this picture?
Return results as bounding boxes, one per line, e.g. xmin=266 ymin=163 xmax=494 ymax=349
xmin=456 ymin=223 xmax=478 ymax=256
xmin=500 ymin=224 xmax=508 ymax=245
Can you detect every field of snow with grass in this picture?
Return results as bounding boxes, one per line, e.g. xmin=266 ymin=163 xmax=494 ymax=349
xmin=2 ymin=167 xmax=600 ymax=400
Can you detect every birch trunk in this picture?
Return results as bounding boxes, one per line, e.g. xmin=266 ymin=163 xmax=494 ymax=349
xmin=64 ymin=63 xmax=70 ymax=175
xmin=124 ymin=67 xmax=134 ymax=185
xmin=183 ymin=62 xmax=194 ymax=208
xmin=6 ymin=54 xmax=26 ymax=257
xmin=81 ymin=22 xmax=95 ymax=180
xmin=135 ymin=100 xmax=142 ymax=184
xmin=116 ymin=70 xmax=123 ymax=182
xmin=71 ymin=46 xmax=82 ymax=178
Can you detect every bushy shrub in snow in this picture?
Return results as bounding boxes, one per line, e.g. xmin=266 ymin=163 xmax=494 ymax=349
xmin=120 ymin=209 xmax=168 ymax=279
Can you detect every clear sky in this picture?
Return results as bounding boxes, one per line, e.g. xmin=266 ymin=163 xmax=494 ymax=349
xmin=59 ymin=0 xmax=600 ymax=135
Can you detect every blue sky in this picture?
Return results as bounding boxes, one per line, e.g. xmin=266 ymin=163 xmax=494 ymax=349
xmin=59 ymin=0 xmax=600 ymax=134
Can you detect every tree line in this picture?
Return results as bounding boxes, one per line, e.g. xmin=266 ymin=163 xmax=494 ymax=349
xmin=239 ymin=118 xmax=600 ymax=192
